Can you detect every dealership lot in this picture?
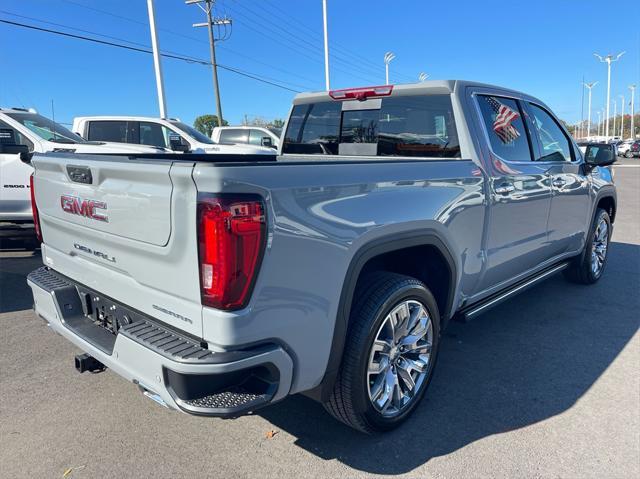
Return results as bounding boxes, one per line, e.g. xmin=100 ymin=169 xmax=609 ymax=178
xmin=1 ymin=162 xmax=638 ymax=478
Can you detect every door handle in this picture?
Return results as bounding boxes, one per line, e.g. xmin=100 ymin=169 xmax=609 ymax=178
xmin=552 ymin=177 xmax=566 ymax=188
xmin=494 ymin=183 xmax=515 ymax=195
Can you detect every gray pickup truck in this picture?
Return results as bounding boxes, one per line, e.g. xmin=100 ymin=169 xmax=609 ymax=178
xmin=26 ymin=80 xmax=617 ymax=433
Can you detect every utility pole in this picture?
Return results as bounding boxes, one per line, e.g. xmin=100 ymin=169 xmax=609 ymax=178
xmin=597 ymin=110 xmax=602 ymax=137
xmin=384 ymin=52 xmax=395 ymax=85
xmin=187 ymin=0 xmax=231 ymax=126
xmin=147 ymin=0 xmax=167 ymax=118
xmin=630 ymin=84 xmax=637 ymax=139
xmin=322 ymin=0 xmax=330 ymax=90
xmin=620 ymin=95 xmax=625 ymax=138
xmin=584 ymin=82 xmax=597 ymax=139
xmin=594 ymin=52 xmax=625 ymax=141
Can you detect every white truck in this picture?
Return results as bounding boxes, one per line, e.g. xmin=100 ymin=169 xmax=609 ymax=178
xmin=211 ymin=125 xmax=281 ymax=149
xmin=73 ymin=116 xmax=275 ymax=155
xmin=0 ymin=108 xmax=166 ymax=241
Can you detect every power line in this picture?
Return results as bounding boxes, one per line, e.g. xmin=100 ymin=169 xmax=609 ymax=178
xmin=255 ymin=0 xmax=416 ymax=83
xmin=0 ymin=18 xmax=302 ymax=93
xmin=52 ymin=0 xmax=320 ymax=87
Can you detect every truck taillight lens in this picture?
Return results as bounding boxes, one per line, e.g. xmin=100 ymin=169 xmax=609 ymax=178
xmin=30 ymin=173 xmax=42 ymax=242
xmin=197 ymin=195 xmax=266 ymax=310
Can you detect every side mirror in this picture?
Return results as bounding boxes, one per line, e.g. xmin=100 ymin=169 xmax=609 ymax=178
xmin=169 ymin=133 xmax=190 ymax=152
xmin=585 ymin=143 xmax=616 ymax=167
xmin=261 ymin=136 xmax=274 ymax=148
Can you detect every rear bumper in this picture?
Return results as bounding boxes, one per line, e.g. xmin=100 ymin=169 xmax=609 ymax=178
xmin=27 ymin=267 xmax=293 ymax=417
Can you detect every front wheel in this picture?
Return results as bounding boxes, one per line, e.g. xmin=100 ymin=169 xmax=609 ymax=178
xmin=624 ymin=150 xmax=633 ymax=158
xmin=564 ymin=208 xmax=611 ymax=284
xmin=324 ymin=273 xmax=440 ymax=433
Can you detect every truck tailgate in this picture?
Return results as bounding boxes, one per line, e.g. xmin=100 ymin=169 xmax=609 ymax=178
xmin=32 ymin=153 xmax=203 ymax=337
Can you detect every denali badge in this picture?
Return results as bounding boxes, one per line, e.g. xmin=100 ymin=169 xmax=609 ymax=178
xmin=152 ymin=304 xmax=193 ymax=324
xmin=74 ymin=243 xmax=116 ymax=263
xmin=61 ymin=195 xmax=108 ymax=222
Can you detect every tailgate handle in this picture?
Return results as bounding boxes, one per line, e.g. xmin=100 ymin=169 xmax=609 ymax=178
xmin=67 ymin=165 xmax=93 ymax=184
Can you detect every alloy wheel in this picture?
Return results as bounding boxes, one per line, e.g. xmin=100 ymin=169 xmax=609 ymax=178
xmin=367 ymin=299 xmax=433 ymax=417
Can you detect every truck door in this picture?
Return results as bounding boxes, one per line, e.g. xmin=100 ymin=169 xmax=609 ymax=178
xmin=524 ymin=102 xmax=591 ymax=257
xmin=474 ymin=94 xmax=553 ymax=289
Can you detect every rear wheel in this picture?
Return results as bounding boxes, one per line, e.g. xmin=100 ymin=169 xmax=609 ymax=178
xmin=324 ymin=273 xmax=440 ymax=433
xmin=624 ymin=150 xmax=633 ymax=158
xmin=564 ymin=208 xmax=611 ymax=284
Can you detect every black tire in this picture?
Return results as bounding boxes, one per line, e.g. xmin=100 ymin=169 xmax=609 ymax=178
xmin=323 ymin=272 xmax=440 ymax=434
xmin=564 ymin=208 xmax=611 ymax=284
xmin=624 ymin=150 xmax=633 ymax=158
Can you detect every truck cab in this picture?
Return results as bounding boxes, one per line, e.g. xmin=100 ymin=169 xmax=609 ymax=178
xmin=73 ymin=116 xmax=276 ymax=155
xmin=211 ymin=125 xmax=281 ymax=149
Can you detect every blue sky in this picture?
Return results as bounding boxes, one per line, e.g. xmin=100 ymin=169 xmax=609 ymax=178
xmin=1 ymin=0 xmax=639 ymax=127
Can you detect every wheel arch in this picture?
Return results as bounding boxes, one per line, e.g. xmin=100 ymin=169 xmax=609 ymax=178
xmin=307 ymin=230 xmax=458 ymax=402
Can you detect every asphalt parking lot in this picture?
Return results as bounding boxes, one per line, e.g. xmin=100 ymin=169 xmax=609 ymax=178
xmin=1 ymin=161 xmax=639 ymax=478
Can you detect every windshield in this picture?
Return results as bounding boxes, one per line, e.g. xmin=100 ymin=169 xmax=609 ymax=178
xmin=5 ymin=112 xmax=86 ymax=143
xmin=169 ymin=121 xmax=214 ymax=144
xmin=267 ymin=127 xmax=282 ymax=138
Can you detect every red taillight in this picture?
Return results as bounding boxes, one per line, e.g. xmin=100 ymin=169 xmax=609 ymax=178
xmin=197 ymin=195 xmax=266 ymax=310
xmin=29 ymin=173 xmax=42 ymax=242
xmin=329 ymin=85 xmax=393 ymax=101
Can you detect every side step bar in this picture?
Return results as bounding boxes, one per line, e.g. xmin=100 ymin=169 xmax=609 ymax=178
xmin=456 ymin=262 xmax=569 ymax=322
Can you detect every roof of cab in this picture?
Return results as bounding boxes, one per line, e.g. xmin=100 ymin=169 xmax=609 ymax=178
xmin=292 ymin=80 xmax=533 ymax=104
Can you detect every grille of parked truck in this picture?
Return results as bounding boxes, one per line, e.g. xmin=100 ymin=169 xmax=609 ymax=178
xmin=26 ymin=81 xmax=617 ymax=433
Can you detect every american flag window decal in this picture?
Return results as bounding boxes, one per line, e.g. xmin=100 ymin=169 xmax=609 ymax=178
xmin=485 ymin=96 xmax=521 ymax=145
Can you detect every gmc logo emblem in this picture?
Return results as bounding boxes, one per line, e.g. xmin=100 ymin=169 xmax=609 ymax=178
xmin=60 ymin=195 xmax=108 ymax=222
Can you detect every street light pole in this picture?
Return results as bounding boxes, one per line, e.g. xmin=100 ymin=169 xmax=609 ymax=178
xmin=322 ymin=0 xmax=330 ymax=90
xmin=630 ymin=84 xmax=637 ymax=139
xmin=594 ymin=52 xmax=625 ymax=141
xmin=384 ymin=52 xmax=395 ymax=85
xmin=620 ymin=95 xmax=625 ymax=138
xmin=584 ymin=82 xmax=597 ymax=139
xmin=613 ymin=99 xmax=617 ymax=138
xmin=146 ymin=0 xmax=167 ymax=118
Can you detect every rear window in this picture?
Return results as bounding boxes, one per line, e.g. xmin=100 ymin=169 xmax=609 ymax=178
xmin=282 ymin=95 xmax=461 ymax=158
xmin=88 ymin=121 xmax=128 ymax=143
xmin=219 ymin=129 xmax=249 ymax=144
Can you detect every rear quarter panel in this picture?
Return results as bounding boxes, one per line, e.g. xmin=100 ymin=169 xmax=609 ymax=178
xmin=193 ymin=159 xmax=486 ymax=393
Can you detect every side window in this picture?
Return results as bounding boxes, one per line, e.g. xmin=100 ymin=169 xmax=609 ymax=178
xmin=139 ymin=122 xmax=171 ymax=148
xmin=0 ymin=120 xmax=34 ymax=152
xmin=249 ymin=129 xmax=265 ymax=145
xmin=88 ymin=121 xmax=128 ymax=143
xmin=219 ymin=129 xmax=249 ymax=144
xmin=477 ymin=95 xmax=532 ymax=162
xmin=528 ymin=103 xmax=572 ymax=162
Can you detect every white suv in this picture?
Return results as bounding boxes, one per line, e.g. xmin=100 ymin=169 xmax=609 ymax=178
xmin=73 ymin=116 xmax=274 ymax=155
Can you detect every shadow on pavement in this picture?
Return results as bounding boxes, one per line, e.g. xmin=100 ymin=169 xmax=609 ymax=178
xmin=0 ymin=238 xmax=42 ymax=314
xmin=259 ymin=241 xmax=640 ymax=474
